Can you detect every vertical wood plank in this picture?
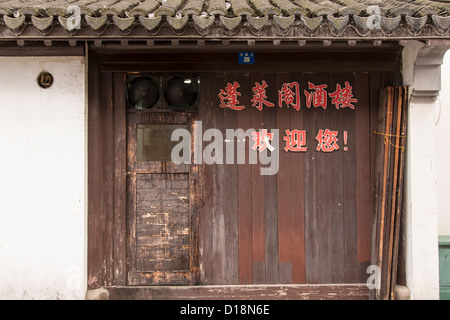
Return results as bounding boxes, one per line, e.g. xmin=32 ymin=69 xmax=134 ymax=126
xmin=238 ymin=72 xmax=253 ymax=284
xmin=369 ymin=72 xmax=382 ymax=232
xmin=354 ymin=72 xmax=372 ymax=280
xmin=371 ymin=86 xmax=388 ymax=284
xmin=290 ymin=72 xmax=305 ymax=284
xmin=222 ymin=75 xmax=239 ymax=285
xmin=277 ymin=72 xmax=293 ymax=284
xmin=102 ymin=71 xmax=114 ymax=286
xmin=190 ymin=117 xmax=201 ymax=284
xmin=199 ymin=72 xmax=213 ymax=284
xmin=263 ymin=72 xmax=279 ymax=284
xmin=316 ymin=73 xmax=332 ymax=284
xmin=250 ymin=73 xmax=266 ymax=284
xmin=126 ymin=111 xmax=138 ymax=284
xmin=113 ymin=72 xmax=127 ymax=286
xmin=212 ymin=73 xmax=226 ymax=284
xmin=329 ymin=72 xmax=346 ymax=284
xmin=304 ymin=72 xmax=319 ymax=284
xmin=87 ymin=56 xmax=104 ymax=289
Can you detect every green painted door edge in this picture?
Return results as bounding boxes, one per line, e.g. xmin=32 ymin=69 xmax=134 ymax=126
xmin=439 ymin=235 xmax=450 ymax=300
xmin=440 ymin=288 xmax=450 ymax=300
xmin=439 ymin=235 xmax=450 ymax=246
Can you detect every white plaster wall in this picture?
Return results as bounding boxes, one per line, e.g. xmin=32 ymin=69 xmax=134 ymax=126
xmin=0 ymin=57 xmax=86 ymax=299
xmin=405 ymin=99 xmax=440 ymax=299
xmin=402 ymin=41 xmax=440 ymax=299
xmin=436 ymin=51 xmax=450 ymax=236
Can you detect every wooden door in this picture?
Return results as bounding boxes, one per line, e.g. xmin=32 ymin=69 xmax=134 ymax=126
xmin=87 ymin=48 xmax=401 ymax=298
xmin=126 ymin=110 xmax=199 ymax=285
xmin=197 ymin=71 xmax=381 ymax=285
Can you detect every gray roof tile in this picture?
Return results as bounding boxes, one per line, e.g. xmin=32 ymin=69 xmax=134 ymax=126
xmin=0 ymin=0 xmax=449 ymax=38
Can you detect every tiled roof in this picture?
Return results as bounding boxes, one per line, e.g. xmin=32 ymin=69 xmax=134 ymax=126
xmin=0 ymin=0 xmax=449 ymax=39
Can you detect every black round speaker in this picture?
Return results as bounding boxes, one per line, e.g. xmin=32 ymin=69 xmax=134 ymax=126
xmin=126 ymin=77 xmax=159 ymax=109
xmin=164 ymin=77 xmax=198 ymax=110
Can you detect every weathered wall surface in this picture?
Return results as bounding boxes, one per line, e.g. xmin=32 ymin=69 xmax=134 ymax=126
xmin=437 ymin=51 xmax=450 ymax=236
xmin=0 ymin=57 xmax=86 ymax=299
xmin=402 ymin=41 xmax=445 ymax=300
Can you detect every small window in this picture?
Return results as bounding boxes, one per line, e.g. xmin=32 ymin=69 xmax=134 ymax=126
xmin=126 ymin=74 xmax=199 ymax=112
xmin=137 ymin=125 xmax=189 ymax=161
xmin=164 ymin=76 xmax=199 ymax=110
xmin=126 ymin=77 xmax=159 ymax=109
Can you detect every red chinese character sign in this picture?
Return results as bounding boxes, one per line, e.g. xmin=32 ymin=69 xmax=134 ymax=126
xmin=278 ymin=82 xmax=301 ymax=111
xmin=218 ymin=80 xmax=357 ymax=111
xmin=251 ymin=81 xmax=274 ymax=111
xmin=315 ymin=129 xmax=340 ymax=152
xmin=304 ymin=82 xmax=328 ymax=109
xmin=284 ymin=129 xmax=307 ymax=152
xmin=282 ymin=129 xmax=348 ymax=153
xmin=218 ymin=81 xmax=245 ymax=110
xmin=217 ymin=79 xmax=355 ymax=153
xmin=252 ymin=129 xmax=275 ymax=152
xmin=329 ymin=81 xmax=358 ymax=109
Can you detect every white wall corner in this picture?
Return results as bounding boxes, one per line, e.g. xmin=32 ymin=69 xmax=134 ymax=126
xmin=0 ymin=56 xmax=87 ymax=299
xmin=437 ymin=51 xmax=450 ymax=236
xmin=402 ymin=40 xmax=450 ymax=300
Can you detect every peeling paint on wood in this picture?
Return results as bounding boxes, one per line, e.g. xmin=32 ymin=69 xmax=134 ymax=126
xmin=126 ymin=111 xmax=199 ymax=286
xmin=106 ymin=284 xmax=369 ymax=300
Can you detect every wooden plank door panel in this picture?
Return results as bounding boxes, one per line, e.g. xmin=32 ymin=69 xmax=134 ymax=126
xmin=135 ymin=173 xmax=190 ymax=271
xmin=126 ymin=109 xmax=199 ymax=286
xmin=197 ymin=71 xmax=377 ymax=286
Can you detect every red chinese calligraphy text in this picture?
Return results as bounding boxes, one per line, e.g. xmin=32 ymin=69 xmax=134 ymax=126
xmin=304 ymin=82 xmax=328 ymax=109
xmin=251 ymin=80 xmax=275 ymax=111
xmin=315 ymin=129 xmax=340 ymax=152
xmin=218 ymin=81 xmax=245 ymax=110
xmin=278 ymin=82 xmax=301 ymax=111
xmin=251 ymin=129 xmax=275 ymax=152
xmin=284 ymin=129 xmax=307 ymax=152
xmin=328 ymin=81 xmax=358 ymax=109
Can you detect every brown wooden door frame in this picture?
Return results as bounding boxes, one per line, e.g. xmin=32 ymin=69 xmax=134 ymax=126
xmin=87 ymin=68 xmax=128 ymax=288
xmin=126 ymin=110 xmax=200 ymax=285
xmin=87 ymin=47 xmax=402 ymax=299
xmin=87 ymin=66 xmax=201 ymax=288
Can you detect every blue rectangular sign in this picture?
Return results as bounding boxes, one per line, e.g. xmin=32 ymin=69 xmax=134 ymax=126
xmin=239 ymin=52 xmax=255 ymax=64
